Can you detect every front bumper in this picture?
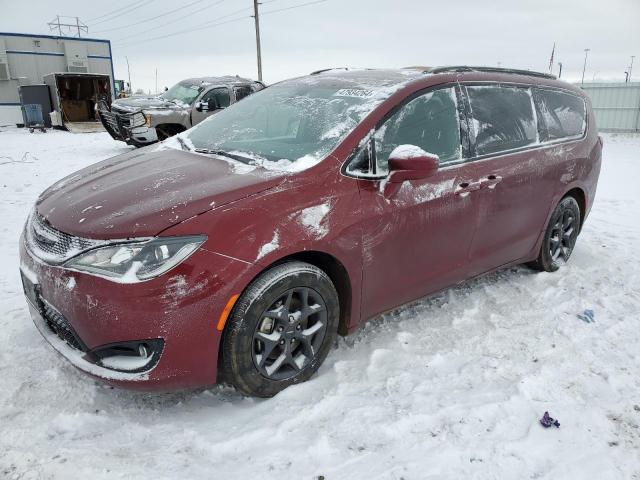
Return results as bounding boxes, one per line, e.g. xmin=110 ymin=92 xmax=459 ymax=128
xmin=19 ymin=234 xmax=253 ymax=391
xmin=98 ymin=109 xmax=158 ymax=146
xmin=26 ymin=300 xmax=158 ymax=383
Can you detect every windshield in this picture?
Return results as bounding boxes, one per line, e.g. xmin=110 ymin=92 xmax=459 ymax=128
xmin=184 ymin=78 xmax=404 ymax=171
xmin=161 ymin=81 xmax=203 ymax=106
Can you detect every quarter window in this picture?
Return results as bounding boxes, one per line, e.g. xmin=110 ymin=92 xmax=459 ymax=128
xmin=535 ymin=89 xmax=586 ymax=140
xmin=234 ymin=86 xmax=253 ymax=102
xmin=466 ymin=85 xmax=537 ymax=156
xmin=347 ymin=87 xmax=462 ymax=177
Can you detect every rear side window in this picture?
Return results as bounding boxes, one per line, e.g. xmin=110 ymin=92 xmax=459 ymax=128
xmin=466 ymin=85 xmax=537 ymax=156
xmin=535 ymin=89 xmax=586 ymax=140
xmin=234 ymin=86 xmax=253 ymax=102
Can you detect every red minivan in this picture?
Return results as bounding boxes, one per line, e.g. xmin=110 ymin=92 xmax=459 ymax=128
xmin=20 ymin=66 xmax=601 ymax=397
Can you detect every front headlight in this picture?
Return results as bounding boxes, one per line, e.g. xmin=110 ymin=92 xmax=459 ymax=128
xmin=64 ymin=236 xmax=206 ymax=283
xmin=131 ymin=112 xmax=146 ymax=127
xmin=143 ymin=113 xmax=151 ymax=127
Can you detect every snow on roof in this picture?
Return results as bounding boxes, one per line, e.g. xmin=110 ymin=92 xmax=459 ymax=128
xmin=181 ymin=75 xmax=257 ymax=86
xmin=279 ymin=68 xmax=424 ymax=92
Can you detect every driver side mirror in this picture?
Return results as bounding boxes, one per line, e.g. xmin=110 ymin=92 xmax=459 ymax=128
xmin=195 ymin=97 xmax=220 ymax=113
xmin=387 ymin=145 xmax=439 ymax=183
xmin=383 ymin=145 xmax=439 ymax=197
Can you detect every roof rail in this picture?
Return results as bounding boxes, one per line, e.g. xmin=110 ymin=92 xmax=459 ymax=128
xmin=428 ymin=66 xmax=556 ymax=80
xmin=310 ymin=67 xmax=349 ymax=75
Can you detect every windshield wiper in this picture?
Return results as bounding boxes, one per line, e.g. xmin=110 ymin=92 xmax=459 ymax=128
xmin=193 ymin=148 xmax=254 ymax=165
xmin=176 ymin=136 xmax=191 ymax=151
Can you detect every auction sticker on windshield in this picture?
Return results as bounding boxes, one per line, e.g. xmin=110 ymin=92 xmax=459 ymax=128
xmin=333 ymin=88 xmax=375 ymax=98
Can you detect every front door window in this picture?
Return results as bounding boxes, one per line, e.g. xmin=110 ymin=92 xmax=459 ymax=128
xmin=201 ymin=88 xmax=230 ymax=110
xmin=346 ymin=87 xmax=462 ymax=177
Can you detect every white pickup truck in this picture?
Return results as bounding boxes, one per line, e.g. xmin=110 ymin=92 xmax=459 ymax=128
xmin=99 ymin=75 xmax=264 ymax=147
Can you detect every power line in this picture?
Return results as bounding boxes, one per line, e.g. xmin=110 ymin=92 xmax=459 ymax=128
xmin=90 ymin=0 xmax=156 ymax=27
xmin=112 ymin=0 xmax=232 ymax=43
xmin=114 ymin=11 xmax=251 ymax=48
xmin=93 ymin=0 xmax=216 ymax=33
xmin=114 ymin=0 xmax=328 ymax=48
xmin=261 ymin=0 xmax=328 ymax=16
xmin=86 ymin=1 xmax=147 ymax=22
xmin=116 ymin=7 xmax=251 ymax=47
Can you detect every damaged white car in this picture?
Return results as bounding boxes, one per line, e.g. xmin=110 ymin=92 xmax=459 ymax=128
xmin=98 ymin=76 xmax=264 ymax=147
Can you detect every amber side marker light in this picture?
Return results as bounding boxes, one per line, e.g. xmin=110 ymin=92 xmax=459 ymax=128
xmin=217 ymin=294 xmax=240 ymax=331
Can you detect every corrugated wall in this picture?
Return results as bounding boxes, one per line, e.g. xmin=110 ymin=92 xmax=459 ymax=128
xmin=579 ymin=82 xmax=640 ymax=132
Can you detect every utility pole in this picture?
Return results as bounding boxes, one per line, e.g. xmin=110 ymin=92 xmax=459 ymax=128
xmin=630 ymin=56 xmax=635 ymax=82
xmin=252 ymin=0 xmax=263 ymax=82
xmin=155 ymin=68 xmax=158 ymax=94
xmin=625 ymin=71 xmax=629 ymax=83
xmin=558 ymin=62 xmax=563 ymax=78
xmin=581 ymin=48 xmax=590 ymax=85
xmin=126 ymin=56 xmax=132 ymax=95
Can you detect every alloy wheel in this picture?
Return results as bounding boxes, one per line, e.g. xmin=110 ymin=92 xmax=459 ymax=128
xmin=548 ymin=209 xmax=577 ymax=262
xmin=252 ymin=287 xmax=328 ymax=381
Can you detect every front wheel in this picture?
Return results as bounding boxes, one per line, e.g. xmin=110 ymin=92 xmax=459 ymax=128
xmin=530 ymin=196 xmax=581 ymax=272
xmin=221 ymin=261 xmax=339 ymax=397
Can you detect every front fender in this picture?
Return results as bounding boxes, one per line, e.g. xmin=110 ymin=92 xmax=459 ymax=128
xmin=163 ymin=161 xmax=364 ymax=331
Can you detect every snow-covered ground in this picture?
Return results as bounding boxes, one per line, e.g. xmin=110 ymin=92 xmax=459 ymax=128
xmin=1 ymin=127 xmax=639 ymax=479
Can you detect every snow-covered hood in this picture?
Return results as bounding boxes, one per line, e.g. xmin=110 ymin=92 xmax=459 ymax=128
xmin=35 ymin=149 xmax=287 ymax=240
xmin=112 ymin=95 xmax=187 ymax=112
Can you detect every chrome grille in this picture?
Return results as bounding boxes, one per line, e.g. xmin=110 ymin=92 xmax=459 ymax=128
xmin=100 ymin=110 xmax=121 ymax=131
xmin=25 ymin=211 xmax=105 ymax=264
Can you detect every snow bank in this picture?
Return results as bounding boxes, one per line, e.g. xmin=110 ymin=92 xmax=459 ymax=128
xmin=1 ymin=127 xmax=640 ymax=479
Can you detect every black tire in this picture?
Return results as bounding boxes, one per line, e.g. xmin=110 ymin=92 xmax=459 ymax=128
xmin=221 ymin=261 xmax=339 ymax=398
xmin=530 ymin=196 xmax=581 ymax=272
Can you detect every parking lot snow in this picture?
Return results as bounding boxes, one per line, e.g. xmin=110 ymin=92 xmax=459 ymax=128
xmin=1 ymin=127 xmax=639 ymax=479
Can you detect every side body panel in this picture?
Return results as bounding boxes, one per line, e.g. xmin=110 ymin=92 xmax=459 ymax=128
xmin=355 ymin=169 xmax=478 ymax=320
xmin=463 ymin=85 xmax=601 ymax=273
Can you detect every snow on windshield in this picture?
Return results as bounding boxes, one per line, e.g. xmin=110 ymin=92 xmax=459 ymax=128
xmin=183 ymin=72 xmax=417 ymax=172
xmin=161 ymin=82 xmax=203 ymax=106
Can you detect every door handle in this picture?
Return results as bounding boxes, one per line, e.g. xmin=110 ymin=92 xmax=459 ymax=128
xmin=455 ymin=181 xmax=482 ymax=196
xmin=481 ymin=174 xmax=503 ymax=189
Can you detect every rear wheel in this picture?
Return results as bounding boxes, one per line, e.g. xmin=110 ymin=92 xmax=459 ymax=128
xmin=221 ymin=261 xmax=339 ymax=397
xmin=530 ymin=196 xmax=581 ymax=272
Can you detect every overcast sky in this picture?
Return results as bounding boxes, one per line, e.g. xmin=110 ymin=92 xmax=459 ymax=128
xmin=1 ymin=0 xmax=638 ymax=92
